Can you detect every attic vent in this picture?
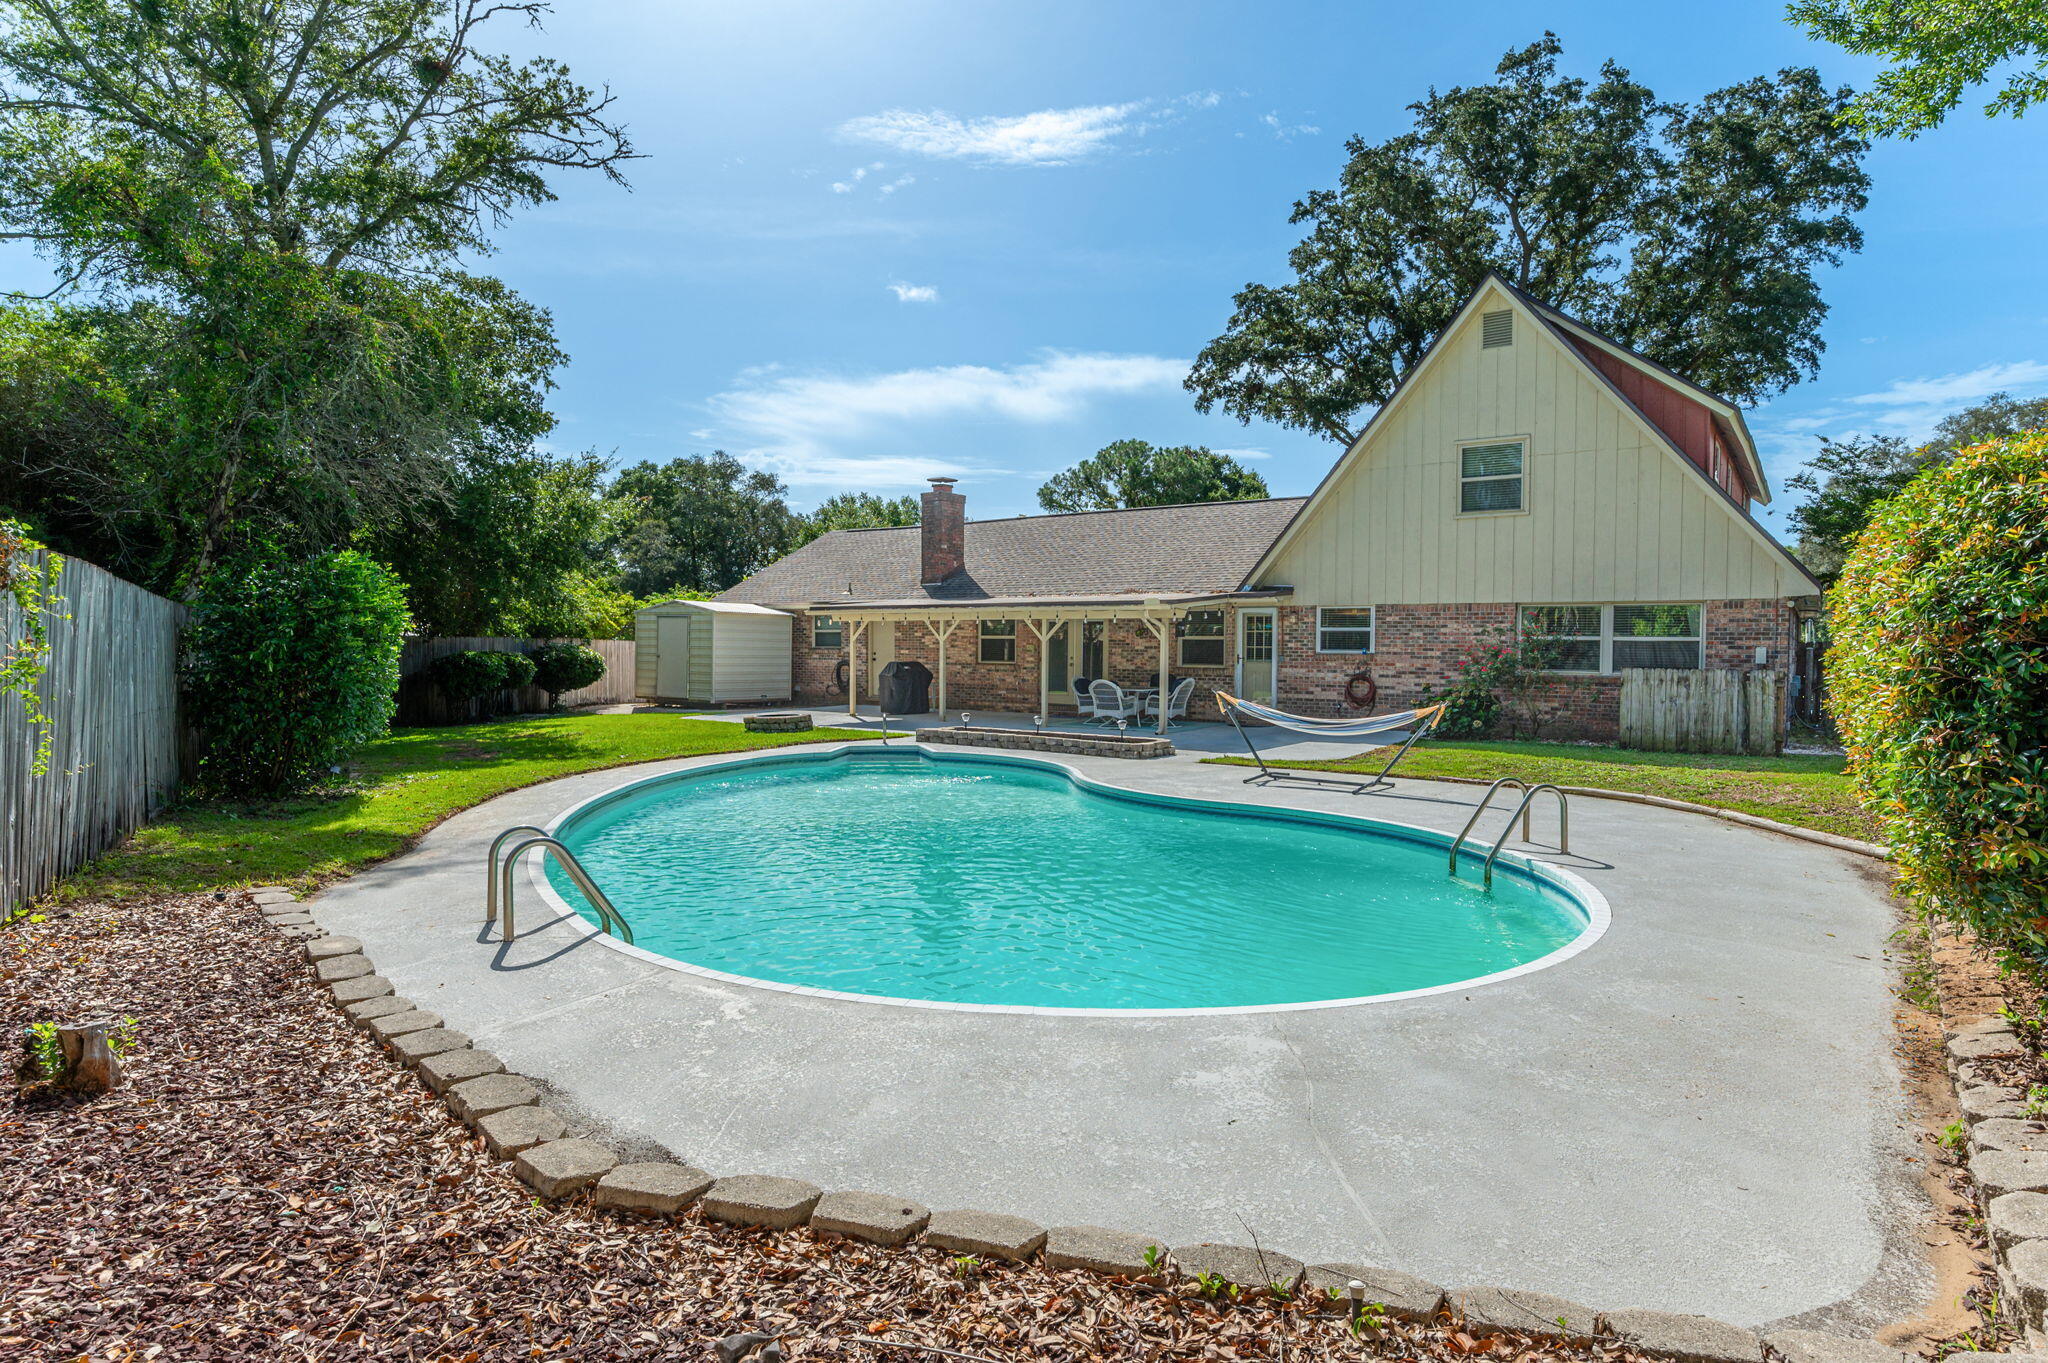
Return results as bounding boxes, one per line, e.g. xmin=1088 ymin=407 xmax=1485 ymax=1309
xmin=1481 ymin=309 xmax=1514 ymax=348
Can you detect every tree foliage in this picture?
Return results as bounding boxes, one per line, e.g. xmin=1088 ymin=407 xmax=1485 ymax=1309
xmin=1827 ymin=433 xmax=2048 ymax=953
xmin=1787 ymin=392 xmax=2048 ymax=580
xmin=1035 ymin=440 xmax=1270 ymax=514
xmin=0 ymin=0 xmax=633 ymax=592
xmin=183 ymin=549 xmax=410 ymax=795
xmin=789 ymin=491 xmax=920 ymax=550
xmin=607 ymin=452 xmax=796 ymax=596
xmin=1789 ymin=0 xmax=2048 ymax=136
xmin=1187 ymin=35 xmax=1869 ymax=443
xmin=529 ymin=642 xmax=605 ymax=707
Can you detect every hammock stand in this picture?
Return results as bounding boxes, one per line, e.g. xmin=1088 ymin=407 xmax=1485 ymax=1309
xmin=1216 ymin=692 xmax=1447 ymax=794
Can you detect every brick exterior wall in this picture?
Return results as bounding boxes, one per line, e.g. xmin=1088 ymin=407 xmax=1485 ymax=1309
xmin=787 ymin=598 xmax=1794 ymax=744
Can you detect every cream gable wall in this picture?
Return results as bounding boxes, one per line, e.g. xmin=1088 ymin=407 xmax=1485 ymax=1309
xmin=1255 ymin=284 xmax=1813 ymax=605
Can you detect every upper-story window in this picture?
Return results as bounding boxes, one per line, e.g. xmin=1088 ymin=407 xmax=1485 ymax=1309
xmin=812 ymin=615 xmax=843 ymax=649
xmin=1459 ymin=439 xmax=1525 ymax=513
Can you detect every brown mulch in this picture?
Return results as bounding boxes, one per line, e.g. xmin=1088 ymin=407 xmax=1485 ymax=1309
xmin=0 ymin=892 xmax=1649 ymax=1363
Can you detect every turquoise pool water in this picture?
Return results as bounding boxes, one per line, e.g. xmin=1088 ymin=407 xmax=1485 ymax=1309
xmin=547 ymin=752 xmax=1592 ymax=1011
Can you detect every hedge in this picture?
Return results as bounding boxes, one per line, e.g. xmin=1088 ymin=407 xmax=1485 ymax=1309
xmin=1828 ymin=432 xmax=2048 ymax=950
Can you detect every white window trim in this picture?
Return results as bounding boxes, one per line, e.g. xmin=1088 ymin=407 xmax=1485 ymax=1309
xmin=1456 ymin=434 xmax=1531 ymax=517
xmin=1519 ymin=603 xmax=1705 ymax=675
xmin=1178 ymin=609 xmax=1227 ymax=668
xmin=1315 ymin=606 xmax=1376 ymax=654
xmin=811 ymin=615 xmax=843 ymax=649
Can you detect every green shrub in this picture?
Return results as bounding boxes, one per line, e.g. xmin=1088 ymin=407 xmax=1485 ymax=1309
xmin=425 ymin=649 xmax=506 ymax=707
xmin=185 ymin=550 xmax=410 ymax=795
xmin=494 ymin=650 xmax=537 ymax=693
xmin=1828 ymin=432 xmax=2048 ymax=951
xmin=1420 ymin=632 xmax=1558 ymax=739
xmin=529 ymin=642 xmax=606 ymax=708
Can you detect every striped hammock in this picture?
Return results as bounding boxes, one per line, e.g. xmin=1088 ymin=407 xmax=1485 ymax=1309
xmin=1215 ymin=692 xmax=1446 ymax=739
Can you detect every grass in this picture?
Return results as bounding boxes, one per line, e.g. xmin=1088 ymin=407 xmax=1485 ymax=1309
xmin=50 ymin=713 xmax=880 ymax=903
xmin=1204 ymin=738 xmax=1878 ymax=843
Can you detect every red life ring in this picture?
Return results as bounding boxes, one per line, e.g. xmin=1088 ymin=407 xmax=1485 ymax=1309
xmin=1344 ymin=668 xmax=1378 ymax=710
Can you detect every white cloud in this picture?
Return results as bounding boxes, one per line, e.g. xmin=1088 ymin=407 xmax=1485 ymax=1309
xmin=1260 ymin=110 xmax=1321 ymax=140
xmin=888 ymin=281 xmax=940 ymax=304
xmin=838 ymin=102 xmax=1147 ymax=166
xmin=877 ymin=174 xmax=916 ymax=196
xmin=705 ymin=351 xmax=1188 ymax=485
xmin=1212 ymin=446 xmax=1271 ymax=461
xmin=1848 ymin=360 xmax=2048 ymax=410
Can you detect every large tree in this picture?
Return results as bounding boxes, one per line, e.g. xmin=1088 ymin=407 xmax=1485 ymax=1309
xmin=0 ymin=0 xmax=634 ymax=589
xmin=789 ymin=491 xmax=920 ymax=550
xmin=607 ymin=452 xmax=797 ymax=596
xmin=1187 ymin=36 xmax=1869 ymax=445
xmin=1787 ymin=391 xmax=2048 ymax=579
xmin=1036 ymin=440 xmax=1270 ymax=513
xmin=1789 ymin=0 xmax=2048 ymax=136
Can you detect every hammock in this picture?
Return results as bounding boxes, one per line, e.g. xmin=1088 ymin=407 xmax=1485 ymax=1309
xmin=1215 ymin=692 xmax=1446 ymax=793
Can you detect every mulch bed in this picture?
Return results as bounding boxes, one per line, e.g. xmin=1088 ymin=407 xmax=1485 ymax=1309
xmin=1 ymin=892 xmax=1648 ymax=1362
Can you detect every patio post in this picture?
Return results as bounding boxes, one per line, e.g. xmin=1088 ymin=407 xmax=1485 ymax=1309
xmin=1155 ymin=610 xmax=1171 ymax=734
xmin=1024 ymin=617 xmax=1052 ymax=722
xmin=923 ymin=616 xmax=959 ymax=718
xmin=845 ymin=618 xmax=868 ymax=718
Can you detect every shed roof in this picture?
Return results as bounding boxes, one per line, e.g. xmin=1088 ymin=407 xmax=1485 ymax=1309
xmin=635 ymin=598 xmax=792 ymax=617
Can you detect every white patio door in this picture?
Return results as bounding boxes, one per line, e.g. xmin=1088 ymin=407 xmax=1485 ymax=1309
xmin=1236 ymin=609 xmax=1277 ymax=705
xmin=867 ymin=622 xmax=895 ymax=694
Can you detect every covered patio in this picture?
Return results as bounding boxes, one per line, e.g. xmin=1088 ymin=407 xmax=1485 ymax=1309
xmin=821 ymin=590 xmax=1291 ymax=735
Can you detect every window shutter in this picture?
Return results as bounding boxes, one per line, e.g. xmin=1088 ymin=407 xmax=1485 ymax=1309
xmin=1481 ymin=309 xmax=1513 ymax=348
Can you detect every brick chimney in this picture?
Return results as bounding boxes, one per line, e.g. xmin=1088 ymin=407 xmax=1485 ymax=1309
xmin=920 ymin=477 xmax=965 ymax=586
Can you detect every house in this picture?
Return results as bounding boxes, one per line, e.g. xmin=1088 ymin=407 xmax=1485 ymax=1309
xmin=715 ymin=274 xmax=1822 ymax=742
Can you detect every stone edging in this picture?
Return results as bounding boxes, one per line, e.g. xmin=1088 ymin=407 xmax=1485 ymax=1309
xmin=1390 ymin=774 xmax=1889 ymax=862
xmin=253 ymin=884 xmax=1936 ymax=1363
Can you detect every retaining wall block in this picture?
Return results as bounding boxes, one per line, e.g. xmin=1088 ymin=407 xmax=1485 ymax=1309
xmin=1043 ymin=1225 xmax=1163 ymax=1277
xmin=476 ymin=1104 xmax=566 ymax=1158
xmin=366 ymin=1010 xmax=443 ymax=1044
xmin=1171 ymin=1243 xmax=1305 ymax=1294
xmin=1972 ymin=1151 xmax=2048 ymax=1199
xmin=594 ymin=1163 xmax=714 ymax=1215
xmin=700 ymin=1175 xmax=823 ymax=1230
xmin=1602 ymin=1308 xmax=1761 ymax=1363
xmin=924 ymin=1210 xmax=1046 ymax=1262
xmin=1449 ymin=1286 xmax=1601 ymax=1338
xmin=1302 ymin=1263 xmax=1444 ymax=1321
xmin=1761 ymin=1329 xmax=1914 ymax=1363
xmin=515 ymin=1138 xmax=618 ymax=1198
xmin=811 ymin=1191 xmax=931 ymax=1247
xmin=387 ymin=1027 xmax=472 ymax=1065
xmin=344 ymin=995 xmax=413 ymax=1025
xmin=1990 ymin=1193 xmax=2048 ymax=1255
xmin=304 ymin=936 xmax=363 ymax=961
xmin=329 ymin=975 xmax=395 ymax=1005
xmin=446 ymin=1072 xmax=539 ymax=1122
xmin=419 ymin=1048 xmax=505 ymax=1094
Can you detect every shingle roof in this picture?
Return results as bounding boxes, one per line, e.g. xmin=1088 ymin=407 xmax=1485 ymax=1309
xmin=716 ymin=497 xmax=1308 ymax=607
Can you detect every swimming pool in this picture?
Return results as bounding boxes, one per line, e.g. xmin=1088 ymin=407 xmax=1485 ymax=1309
xmin=540 ymin=748 xmax=1604 ymax=1014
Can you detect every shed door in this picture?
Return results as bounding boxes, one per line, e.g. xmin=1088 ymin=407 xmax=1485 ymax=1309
xmin=656 ymin=615 xmax=691 ymax=697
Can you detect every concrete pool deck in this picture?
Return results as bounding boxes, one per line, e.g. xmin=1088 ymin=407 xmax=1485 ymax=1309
xmin=310 ymin=728 xmax=1920 ymax=1331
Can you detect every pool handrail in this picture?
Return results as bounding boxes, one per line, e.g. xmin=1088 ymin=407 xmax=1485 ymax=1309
xmin=1479 ymin=785 xmax=1571 ymax=890
xmin=485 ymin=824 xmax=551 ymax=926
xmin=492 ymin=834 xmax=634 ymax=945
xmin=1447 ymin=778 xmax=1530 ymax=873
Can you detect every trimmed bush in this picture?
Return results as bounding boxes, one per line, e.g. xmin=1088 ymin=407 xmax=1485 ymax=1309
xmin=185 ymin=550 xmax=410 ymax=795
xmin=529 ymin=642 xmax=606 ymax=708
xmin=1828 ymin=432 xmax=2048 ymax=950
xmin=426 ymin=650 xmax=506 ymax=707
xmin=493 ymin=650 xmax=537 ymax=693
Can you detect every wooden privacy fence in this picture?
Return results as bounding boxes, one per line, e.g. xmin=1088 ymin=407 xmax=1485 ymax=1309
xmin=1618 ymin=667 xmax=1781 ymax=756
xmin=396 ymin=636 xmax=635 ymax=725
xmin=2 ymin=552 xmax=186 ymax=914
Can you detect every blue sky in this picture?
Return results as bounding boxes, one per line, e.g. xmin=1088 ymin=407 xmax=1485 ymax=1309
xmin=30 ymin=1 xmax=2048 ymax=538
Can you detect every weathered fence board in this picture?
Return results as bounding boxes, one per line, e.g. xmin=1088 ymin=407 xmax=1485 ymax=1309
xmin=2 ymin=552 xmax=186 ymax=914
xmin=1618 ymin=667 xmax=1781 ymax=756
xmin=396 ymin=636 xmax=635 ymax=726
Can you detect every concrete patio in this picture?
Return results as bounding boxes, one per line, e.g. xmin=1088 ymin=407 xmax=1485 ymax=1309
xmin=310 ymin=727 xmax=1920 ymax=1332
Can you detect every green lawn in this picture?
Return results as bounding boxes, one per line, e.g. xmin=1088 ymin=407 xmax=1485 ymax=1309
xmin=1205 ymin=739 xmax=1878 ymax=843
xmin=52 ymin=714 xmax=879 ymax=903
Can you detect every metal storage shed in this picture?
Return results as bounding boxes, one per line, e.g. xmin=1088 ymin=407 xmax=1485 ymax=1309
xmin=633 ymin=600 xmax=793 ymax=706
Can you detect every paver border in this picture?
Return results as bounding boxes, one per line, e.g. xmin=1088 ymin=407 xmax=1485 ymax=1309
xmin=251 ymin=879 xmax=1923 ymax=1363
xmin=517 ymin=742 xmax=1613 ymax=1018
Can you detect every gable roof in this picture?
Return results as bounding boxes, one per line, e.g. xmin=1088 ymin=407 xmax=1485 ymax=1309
xmin=1246 ymin=273 xmax=1820 ymax=595
xmin=717 ymin=496 xmax=1308 ymax=608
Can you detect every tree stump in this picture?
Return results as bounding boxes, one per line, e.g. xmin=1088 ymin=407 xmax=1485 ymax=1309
xmin=57 ymin=1022 xmax=123 ymax=1092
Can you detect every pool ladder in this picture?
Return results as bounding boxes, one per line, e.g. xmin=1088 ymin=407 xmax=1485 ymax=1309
xmin=1447 ymin=779 xmax=1570 ymax=889
xmin=485 ymin=825 xmax=634 ymax=945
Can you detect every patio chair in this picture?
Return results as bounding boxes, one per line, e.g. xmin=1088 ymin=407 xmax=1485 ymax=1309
xmin=1142 ymin=676 xmax=1196 ymax=728
xmin=1087 ymin=679 xmax=1141 ymax=727
xmin=1072 ymin=677 xmax=1097 ymax=723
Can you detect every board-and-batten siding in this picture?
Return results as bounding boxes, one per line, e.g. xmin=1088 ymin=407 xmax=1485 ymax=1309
xmin=1256 ymin=287 xmax=1805 ymax=606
